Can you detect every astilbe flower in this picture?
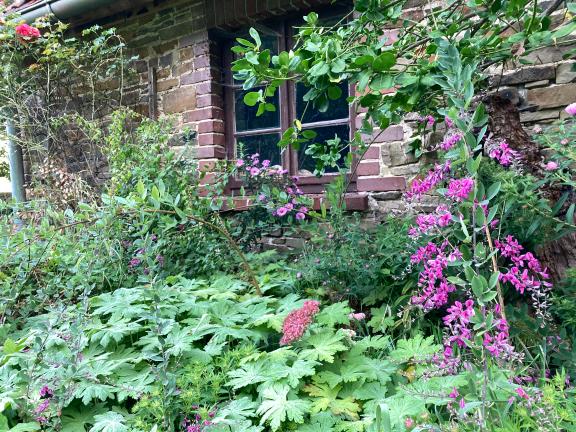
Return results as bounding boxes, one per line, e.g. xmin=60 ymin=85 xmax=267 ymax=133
xmin=488 ymin=141 xmax=518 ymax=167
xmin=280 ymin=300 xmax=320 ymax=345
xmin=15 ymin=24 xmax=41 ymax=39
xmin=446 ymin=177 xmax=474 ymax=202
xmin=495 ymin=235 xmax=552 ymax=322
xmin=440 ymin=132 xmax=462 ymax=151
xmin=410 ymin=241 xmax=459 ymax=311
xmin=405 ymin=161 xmax=451 ymax=201
xmin=408 ymin=205 xmax=453 ymax=238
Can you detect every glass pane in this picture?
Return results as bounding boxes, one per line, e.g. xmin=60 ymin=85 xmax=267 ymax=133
xmin=298 ymin=124 xmax=350 ymax=175
xmin=236 ymin=133 xmax=282 ymax=166
xmin=296 ymin=81 xmax=349 ymax=124
xmin=235 ymin=87 xmax=280 ymax=132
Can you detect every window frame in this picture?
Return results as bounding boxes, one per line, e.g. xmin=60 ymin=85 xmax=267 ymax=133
xmin=222 ymin=10 xmax=359 ymax=190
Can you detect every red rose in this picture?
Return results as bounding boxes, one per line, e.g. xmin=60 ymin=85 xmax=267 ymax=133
xmin=15 ymin=24 xmax=41 ymax=39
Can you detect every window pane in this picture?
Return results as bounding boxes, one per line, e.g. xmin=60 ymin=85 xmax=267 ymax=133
xmin=296 ymin=81 xmax=349 ymax=124
xmin=235 ymin=88 xmax=280 ymax=132
xmin=237 ymin=133 xmax=282 ymax=166
xmin=298 ymin=124 xmax=350 ymax=175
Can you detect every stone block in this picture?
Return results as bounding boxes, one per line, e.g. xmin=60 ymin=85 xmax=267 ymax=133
xmin=162 ymin=86 xmax=196 ymax=113
xmin=525 ymin=79 xmax=550 ymax=88
xmin=493 ymin=65 xmax=555 ymax=86
xmin=520 ymin=109 xmax=560 ymax=123
xmin=556 ymin=62 xmax=576 ymax=84
xmin=528 ymin=84 xmax=576 ymax=109
xmin=382 ymin=141 xmax=416 ymax=167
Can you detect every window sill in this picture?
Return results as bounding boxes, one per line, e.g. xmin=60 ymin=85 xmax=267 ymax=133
xmin=220 ymin=193 xmax=369 ymax=212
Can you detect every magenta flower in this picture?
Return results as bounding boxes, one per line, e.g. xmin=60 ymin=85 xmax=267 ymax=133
xmin=459 ymin=398 xmax=466 ymax=409
xmin=440 ymin=132 xmax=462 ymax=151
xmin=446 ymin=177 xmax=474 ymax=202
xmin=249 ymin=167 xmax=260 ymax=176
xmin=515 ymin=387 xmax=530 ymax=400
xmin=449 ymin=387 xmax=459 ymax=399
xmin=236 ymin=159 xmax=245 ymax=167
xmin=262 ymin=159 xmax=271 ymax=167
xmin=489 ymin=141 xmax=518 ymax=167
xmin=128 ymin=258 xmax=141 ymax=268
xmin=276 ymin=207 xmax=288 ymax=217
xmin=445 ymin=116 xmax=454 ymax=128
xmin=545 ymin=161 xmax=558 ymax=171
xmin=299 ymin=206 xmax=308 ymax=214
xmin=565 ymin=103 xmax=576 ymax=116
xmin=296 ymin=212 xmax=306 ymax=221
xmin=257 ymin=193 xmax=267 ymax=202
xmin=419 ymin=114 xmax=435 ymax=127
xmin=405 ymin=161 xmax=451 ymax=201
xmin=39 ymin=386 xmax=53 ymax=398
xmin=280 ymin=300 xmax=321 ymax=345
xmin=34 ymin=399 xmax=50 ymax=414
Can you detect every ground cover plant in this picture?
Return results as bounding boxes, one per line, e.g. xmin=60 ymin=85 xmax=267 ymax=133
xmin=1 ymin=0 xmax=576 ymax=431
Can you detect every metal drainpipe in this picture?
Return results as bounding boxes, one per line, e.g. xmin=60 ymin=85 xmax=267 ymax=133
xmin=6 ymin=120 xmax=26 ymax=202
xmin=18 ymin=0 xmax=120 ymax=23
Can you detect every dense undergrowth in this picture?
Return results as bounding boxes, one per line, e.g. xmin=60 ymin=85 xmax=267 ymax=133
xmin=2 ymin=0 xmax=576 ymax=431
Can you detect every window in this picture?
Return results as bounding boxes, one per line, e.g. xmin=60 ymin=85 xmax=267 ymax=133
xmin=223 ymin=13 xmax=353 ymax=181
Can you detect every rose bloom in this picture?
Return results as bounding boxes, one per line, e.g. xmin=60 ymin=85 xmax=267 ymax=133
xmin=565 ymin=103 xmax=576 ymax=116
xmin=15 ymin=24 xmax=41 ymax=39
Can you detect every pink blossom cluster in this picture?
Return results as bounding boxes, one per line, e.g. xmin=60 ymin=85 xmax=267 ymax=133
xmin=236 ymin=153 xmax=289 ymax=177
xmin=418 ymin=114 xmax=435 ymax=127
xmin=440 ymin=132 xmax=463 ymax=151
xmin=495 ymin=235 xmax=551 ymax=295
xmin=495 ymin=236 xmax=552 ymax=322
xmin=349 ymin=312 xmax=366 ymax=321
xmin=408 ymin=205 xmax=453 ymax=238
xmin=445 ymin=177 xmax=474 ymax=202
xmin=405 ymin=161 xmax=451 ymax=201
xmin=34 ymin=386 xmax=54 ymax=424
xmin=15 ymin=23 xmax=41 ymax=39
xmin=488 ymin=141 xmax=518 ymax=167
xmin=483 ymin=304 xmax=515 ymax=358
xmin=443 ymin=299 xmax=475 ymax=349
xmin=280 ymin=300 xmax=321 ymax=345
xmin=410 ymin=241 xmax=461 ymax=311
xmin=183 ymin=410 xmax=216 ymax=432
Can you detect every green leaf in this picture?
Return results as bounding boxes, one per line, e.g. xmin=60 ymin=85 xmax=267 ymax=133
xmin=249 ymin=28 xmax=261 ymax=48
xmin=257 ymin=384 xmax=310 ymax=431
xmin=316 ymin=302 xmax=352 ymax=327
xmin=372 ymin=51 xmax=396 ymax=72
xmin=369 ymin=74 xmax=394 ymax=91
xmin=327 ymin=86 xmax=343 ymax=100
xmin=300 ymin=332 xmax=348 ymax=363
xmin=89 ymin=412 xmax=128 ymax=432
xmin=228 ymin=361 xmax=269 ymax=389
xmin=8 ymin=424 xmax=40 ymax=432
xmin=304 ymin=381 xmax=360 ymax=419
xmin=243 ymin=91 xmax=261 ymax=106
xmin=389 ymin=334 xmax=440 ymax=363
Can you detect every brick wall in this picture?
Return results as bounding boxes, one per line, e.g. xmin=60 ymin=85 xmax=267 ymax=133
xmin=99 ymin=0 xmax=575 ymax=225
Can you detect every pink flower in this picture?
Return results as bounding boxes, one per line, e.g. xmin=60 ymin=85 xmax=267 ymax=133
xmin=299 ymin=206 xmax=308 ymax=214
xmin=449 ymin=388 xmax=459 ymax=399
xmin=295 ymin=212 xmax=306 ymax=221
xmin=276 ymin=207 xmax=288 ymax=217
xmin=533 ymin=125 xmax=543 ymax=134
xmin=459 ymin=398 xmax=466 ymax=409
xmin=445 ymin=116 xmax=454 ymax=128
xmin=236 ymin=159 xmax=245 ymax=167
xmin=545 ymin=161 xmax=558 ymax=171
xmin=249 ymin=167 xmax=260 ymax=176
xmin=419 ymin=114 xmax=435 ymax=127
xmin=515 ymin=387 xmax=530 ymax=400
xmin=39 ymin=386 xmax=53 ymax=398
xmin=16 ymin=24 xmax=41 ymax=39
xmin=404 ymin=417 xmax=415 ymax=429
xmin=262 ymin=159 xmax=271 ymax=167
xmin=446 ymin=177 xmax=474 ymax=202
xmin=561 ymin=138 xmax=569 ymax=145
xmin=489 ymin=141 xmax=518 ymax=167
xmin=440 ymin=132 xmax=462 ymax=151
xmin=565 ymin=103 xmax=576 ymax=116
xmin=405 ymin=161 xmax=451 ymax=201
xmin=280 ymin=300 xmax=320 ymax=345
xmin=34 ymin=399 xmax=50 ymax=414
xmin=348 ymin=312 xmax=366 ymax=320
xmin=257 ymin=193 xmax=267 ymax=202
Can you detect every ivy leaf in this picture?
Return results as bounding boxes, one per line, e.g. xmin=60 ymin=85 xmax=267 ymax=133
xmin=389 ymin=335 xmax=440 ymax=363
xmin=300 ymin=332 xmax=348 ymax=363
xmin=257 ymin=384 xmax=310 ymax=431
xmin=89 ymin=412 xmax=128 ymax=432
